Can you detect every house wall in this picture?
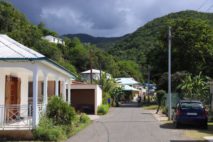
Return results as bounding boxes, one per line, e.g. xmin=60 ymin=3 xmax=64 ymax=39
xmin=19 ymin=74 xmax=29 ymax=116
xmin=0 ymin=73 xmax=6 ymax=105
xmin=95 ymin=85 xmax=102 ymax=114
xmin=96 ymin=85 xmax=102 ymax=107
xmin=0 ymin=73 xmax=5 ymax=125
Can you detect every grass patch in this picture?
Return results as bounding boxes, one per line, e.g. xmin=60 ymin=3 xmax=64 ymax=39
xmin=68 ymin=119 xmax=92 ymax=137
xmin=143 ymin=104 xmax=158 ymax=110
xmin=184 ymin=122 xmax=213 ymax=140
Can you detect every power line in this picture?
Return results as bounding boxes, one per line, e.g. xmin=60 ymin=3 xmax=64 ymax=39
xmin=206 ymin=4 xmax=213 ymax=12
xmin=197 ymin=0 xmax=209 ymax=11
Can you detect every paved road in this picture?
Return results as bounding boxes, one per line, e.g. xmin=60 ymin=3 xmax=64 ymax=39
xmin=67 ymin=103 xmax=191 ymax=142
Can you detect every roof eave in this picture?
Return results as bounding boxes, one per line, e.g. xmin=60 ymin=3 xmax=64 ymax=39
xmin=0 ymin=57 xmax=77 ymax=79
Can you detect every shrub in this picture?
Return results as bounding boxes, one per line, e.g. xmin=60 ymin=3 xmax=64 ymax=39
xmin=33 ymin=116 xmax=66 ymax=141
xmin=46 ymin=96 xmax=76 ymax=125
xmin=161 ymin=106 xmax=168 ymax=115
xmin=79 ymin=113 xmax=90 ymax=123
xmin=102 ymin=92 xmax=111 ymax=104
xmin=156 ymin=90 xmax=166 ymax=105
xmin=98 ymin=104 xmax=109 ymax=115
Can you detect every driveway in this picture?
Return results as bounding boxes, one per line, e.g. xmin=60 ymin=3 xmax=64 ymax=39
xmin=67 ymin=103 xmax=192 ymax=142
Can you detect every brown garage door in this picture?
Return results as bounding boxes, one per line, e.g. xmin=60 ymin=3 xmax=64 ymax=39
xmin=71 ymin=89 xmax=95 ymax=114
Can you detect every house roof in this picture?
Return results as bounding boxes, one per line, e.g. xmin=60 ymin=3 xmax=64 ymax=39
xmin=0 ymin=34 xmax=45 ymax=59
xmin=81 ymin=69 xmax=106 ymax=74
xmin=123 ymin=85 xmax=139 ymax=91
xmin=115 ymin=77 xmax=140 ymax=85
xmin=43 ymin=35 xmax=62 ymax=40
xmin=0 ymin=34 xmax=76 ymax=79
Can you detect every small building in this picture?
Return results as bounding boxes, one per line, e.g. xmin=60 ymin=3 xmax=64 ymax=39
xmin=81 ymin=69 xmax=111 ymax=81
xmin=70 ymin=84 xmax=102 ymax=114
xmin=115 ymin=77 xmax=141 ymax=101
xmin=115 ymin=77 xmax=139 ymax=87
xmin=42 ymin=35 xmax=65 ymax=45
xmin=0 ymin=34 xmax=75 ymax=130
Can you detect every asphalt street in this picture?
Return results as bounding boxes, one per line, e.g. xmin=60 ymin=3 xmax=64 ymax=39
xmin=67 ymin=103 xmax=192 ymax=142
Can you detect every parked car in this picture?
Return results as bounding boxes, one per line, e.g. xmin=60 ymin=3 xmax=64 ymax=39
xmin=172 ymin=100 xmax=208 ymax=129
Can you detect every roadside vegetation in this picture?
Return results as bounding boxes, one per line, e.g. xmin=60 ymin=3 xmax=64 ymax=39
xmin=97 ymin=104 xmax=110 ymax=115
xmin=33 ymin=96 xmax=91 ymax=141
xmin=184 ymin=122 xmax=213 ymax=140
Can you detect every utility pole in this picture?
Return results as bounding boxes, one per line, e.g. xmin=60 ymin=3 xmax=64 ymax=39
xmin=147 ymin=65 xmax=151 ymax=103
xmin=89 ymin=49 xmax=93 ymax=84
xmin=168 ymin=26 xmax=172 ymax=120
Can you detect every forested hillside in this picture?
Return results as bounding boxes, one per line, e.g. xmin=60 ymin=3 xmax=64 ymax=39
xmin=63 ymin=33 xmax=125 ymax=50
xmin=0 ymin=1 xmax=143 ymax=81
xmin=1 ymin=1 xmax=213 ymax=85
xmin=108 ymin=10 xmax=213 ymax=83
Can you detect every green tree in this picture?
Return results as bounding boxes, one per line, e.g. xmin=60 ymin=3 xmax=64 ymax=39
xmin=110 ymin=87 xmax=123 ymax=107
xmin=177 ymin=73 xmax=210 ymax=104
xmin=156 ymin=90 xmax=166 ymax=114
xmin=118 ymin=60 xmax=143 ymax=81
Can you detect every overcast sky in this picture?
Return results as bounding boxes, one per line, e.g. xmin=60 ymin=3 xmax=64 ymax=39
xmin=9 ymin=0 xmax=213 ymax=37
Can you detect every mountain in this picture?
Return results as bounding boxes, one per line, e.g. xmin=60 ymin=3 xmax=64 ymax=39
xmin=108 ymin=10 xmax=213 ymax=64
xmin=63 ymin=33 xmax=126 ymax=50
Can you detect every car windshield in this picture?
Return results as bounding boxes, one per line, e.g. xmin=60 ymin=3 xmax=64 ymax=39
xmin=180 ymin=102 xmax=203 ymax=109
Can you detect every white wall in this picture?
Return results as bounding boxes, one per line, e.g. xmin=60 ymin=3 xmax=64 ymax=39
xmin=0 ymin=73 xmax=5 ymax=125
xmin=20 ymin=74 xmax=29 ymax=117
xmin=20 ymin=74 xmax=29 ymax=106
xmin=0 ymin=73 xmax=5 ymax=105
xmin=96 ymin=85 xmax=102 ymax=107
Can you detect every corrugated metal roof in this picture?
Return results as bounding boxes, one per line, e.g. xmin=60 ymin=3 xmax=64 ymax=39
xmin=123 ymin=85 xmax=139 ymax=91
xmin=0 ymin=34 xmax=76 ymax=79
xmin=0 ymin=34 xmax=44 ymax=59
xmin=115 ymin=77 xmax=139 ymax=85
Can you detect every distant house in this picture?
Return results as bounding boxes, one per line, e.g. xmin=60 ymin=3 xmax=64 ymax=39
xmin=115 ymin=77 xmax=139 ymax=86
xmin=0 ymin=34 xmax=75 ymax=130
xmin=81 ymin=69 xmax=111 ymax=81
xmin=115 ymin=77 xmax=142 ymax=101
xmin=42 ymin=35 xmax=65 ymax=45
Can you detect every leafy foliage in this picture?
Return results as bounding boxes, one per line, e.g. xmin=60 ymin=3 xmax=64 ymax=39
xmin=108 ymin=10 xmax=213 ymax=85
xmin=177 ymin=73 xmax=211 ymax=104
xmin=97 ymin=104 xmax=110 ymax=115
xmin=110 ymin=87 xmax=123 ymax=106
xmin=33 ymin=116 xmax=66 ymax=141
xmin=46 ymin=96 xmax=76 ymax=125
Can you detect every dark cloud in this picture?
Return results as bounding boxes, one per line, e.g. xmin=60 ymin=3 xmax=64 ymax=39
xmin=9 ymin=0 xmax=213 ymax=37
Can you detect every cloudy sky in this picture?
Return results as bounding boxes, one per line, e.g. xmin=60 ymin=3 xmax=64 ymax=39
xmin=9 ymin=0 xmax=213 ymax=37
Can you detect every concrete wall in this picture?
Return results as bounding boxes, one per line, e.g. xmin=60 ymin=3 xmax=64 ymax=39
xmin=19 ymin=74 xmax=29 ymax=116
xmin=0 ymin=73 xmax=5 ymax=126
xmin=0 ymin=73 xmax=6 ymax=106
xmin=96 ymin=85 xmax=102 ymax=107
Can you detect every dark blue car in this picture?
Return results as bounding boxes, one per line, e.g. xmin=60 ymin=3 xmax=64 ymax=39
xmin=172 ymin=100 xmax=208 ymax=129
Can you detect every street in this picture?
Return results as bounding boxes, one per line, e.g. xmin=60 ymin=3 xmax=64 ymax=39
xmin=67 ymin=103 xmax=193 ymax=142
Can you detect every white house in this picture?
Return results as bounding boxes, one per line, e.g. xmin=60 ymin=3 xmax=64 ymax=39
xmin=42 ymin=35 xmax=65 ymax=45
xmin=115 ymin=77 xmax=142 ymax=101
xmin=0 ymin=34 xmax=75 ymax=130
xmin=115 ymin=77 xmax=139 ymax=86
xmin=81 ymin=69 xmax=111 ymax=81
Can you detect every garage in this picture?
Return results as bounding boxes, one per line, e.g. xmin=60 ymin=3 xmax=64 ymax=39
xmin=70 ymin=84 xmax=102 ymax=114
